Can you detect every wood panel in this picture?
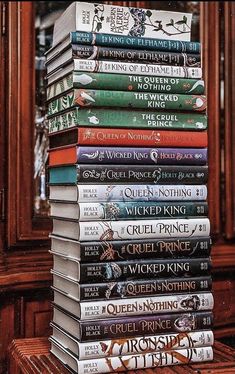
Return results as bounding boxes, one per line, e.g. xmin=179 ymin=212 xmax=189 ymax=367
xmin=6 ymin=1 xmax=51 ymax=247
xmin=224 ymin=1 xmax=235 ymax=238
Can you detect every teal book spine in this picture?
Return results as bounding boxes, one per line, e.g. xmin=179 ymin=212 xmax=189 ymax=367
xmin=70 ymin=31 xmax=201 ymax=54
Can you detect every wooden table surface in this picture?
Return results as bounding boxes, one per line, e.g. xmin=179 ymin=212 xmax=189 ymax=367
xmin=8 ymin=338 xmax=235 ymax=374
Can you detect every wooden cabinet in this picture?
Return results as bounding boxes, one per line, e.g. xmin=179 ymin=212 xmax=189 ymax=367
xmin=0 ymin=1 xmax=235 ymax=373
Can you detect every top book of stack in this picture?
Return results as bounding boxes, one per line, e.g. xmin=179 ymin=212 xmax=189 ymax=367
xmin=52 ymin=2 xmax=193 ymax=48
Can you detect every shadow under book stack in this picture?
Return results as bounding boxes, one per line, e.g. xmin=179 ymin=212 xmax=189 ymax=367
xmin=45 ymin=2 xmax=214 ymax=373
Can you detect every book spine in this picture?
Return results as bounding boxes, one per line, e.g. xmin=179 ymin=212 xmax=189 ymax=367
xmin=72 ymin=59 xmax=202 ymax=78
xmin=79 ymin=258 xmax=211 ymax=282
xmin=76 ymin=147 xmax=208 ymax=165
xmin=47 ymin=89 xmax=206 ymax=115
xmin=62 ymin=184 xmax=208 ymax=203
xmin=76 ymin=330 xmax=214 ymax=359
xmin=77 ymin=184 xmax=208 ymax=203
xmin=71 ymin=45 xmax=201 ymax=67
xmin=48 ymin=108 xmax=208 ymax=133
xmin=49 ymin=165 xmax=208 ymax=185
xmin=50 ymin=128 xmax=208 ymax=148
xmin=79 ymin=237 xmax=212 ymax=262
xmin=80 ymin=311 xmax=213 ymax=341
xmin=70 ymin=32 xmax=201 ymax=54
xmin=74 ymin=346 xmax=213 ymax=372
xmin=74 ymin=201 xmax=209 ymax=221
xmin=46 ymin=73 xmax=205 ymax=101
xmin=80 ymin=292 xmax=214 ymax=320
xmin=78 ymin=165 xmax=208 ymax=184
xmin=79 ymin=276 xmax=212 ymax=300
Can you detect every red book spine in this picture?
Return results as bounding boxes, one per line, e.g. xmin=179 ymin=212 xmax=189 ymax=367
xmin=77 ymin=127 xmax=208 ymax=147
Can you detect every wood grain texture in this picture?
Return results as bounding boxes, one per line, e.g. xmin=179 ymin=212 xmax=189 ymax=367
xmin=7 ymin=338 xmax=235 ymax=374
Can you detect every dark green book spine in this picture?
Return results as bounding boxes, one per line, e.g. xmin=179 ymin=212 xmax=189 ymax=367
xmin=48 ymin=108 xmax=207 ymax=133
xmin=48 ymin=89 xmax=206 ymax=116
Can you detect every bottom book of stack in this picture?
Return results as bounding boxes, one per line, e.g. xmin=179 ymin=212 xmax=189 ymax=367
xmin=50 ymin=303 xmax=214 ymax=373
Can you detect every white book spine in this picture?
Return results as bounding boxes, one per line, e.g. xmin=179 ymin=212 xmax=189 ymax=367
xmin=78 ymin=218 xmax=210 ymax=241
xmin=75 ymin=184 xmax=207 ymax=202
xmin=63 ymin=330 xmax=214 ymax=359
xmin=80 ymin=293 xmax=214 ymax=320
xmin=53 ymin=2 xmax=192 ymax=46
xmin=73 ymin=59 xmax=202 ymax=78
xmin=50 ymin=340 xmax=213 ymax=373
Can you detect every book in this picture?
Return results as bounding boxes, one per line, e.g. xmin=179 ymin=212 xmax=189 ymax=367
xmin=47 ymin=89 xmax=207 ymax=115
xmin=50 ymin=201 xmax=209 ymax=221
xmin=48 ymin=165 xmax=208 ymax=185
xmin=51 ymin=217 xmax=210 ymax=242
xmin=50 ymin=338 xmax=213 ymax=373
xmin=48 ymin=108 xmax=208 ymax=134
xmin=51 ymin=252 xmax=211 ymax=282
xmin=46 ymin=45 xmax=201 ymax=75
xmin=53 ymin=287 xmax=214 ymax=320
xmin=46 ymin=72 xmax=205 ymax=101
xmin=48 ymin=146 xmax=208 ymax=166
xmin=52 ymin=2 xmax=193 ymax=48
xmin=53 ymin=304 xmax=214 ymax=341
xmin=50 ymin=235 xmax=212 ymax=261
xmin=48 ymin=128 xmax=208 ymax=149
xmin=47 ymin=60 xmax=202 ymax=85
xmin=46 ymin=31 xmax=201 ymax=63
xmin=52 ymin=271 xmax=212 ymax=301
xmin=51 ymin=322 xmax=214 ymax=359
xmin=49 ymin=184 xmax=208 ymax=203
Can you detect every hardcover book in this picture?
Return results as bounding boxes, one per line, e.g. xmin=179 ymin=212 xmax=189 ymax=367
xmin=50 ymin=235 xmax=212 ymax=261
xmin=48 ymin=108 xmax=208 ymax=133
xmin=51 ymin=322 xmax=214 ymax=359
xmin=48 ymin=164 xmax=209 ymax=185
xmin=51 ymin=251 xmax=211 ymax=282
xmin=46 ymin=72 xmax=205 ymax=101
xmin=47 ymin=89 xmax=206 ymax=115
xmin=52 ymin=271 xmax=212 ymax=301
xmin=46 ymin=31 xmax=200 ymax=63
xmin=53 ymin=304 xmax=214 ymax=341
xmin=50 ymin=338 xmax=213 ymax=373
xmin=52 ymin=2 xmax=193 ymax=47
xmin=53 ymin=287 xmax=214 ymax=320
xmin=49 ymin=184 xmax=208 ymax=203
xmin=46 ymin=44 xmax=201 ymax=75
xmin=47 ymin=60 xmax=202 ymax=85
xmin=48 ymin=146 xmax=208 ymax=166
xmin=48 ymin=128 xmax=208 ymax=149
xmin=51 ymin=217 xmax=210 ymax=241
xmin=49 ymin=201 xmax=208 ymax=221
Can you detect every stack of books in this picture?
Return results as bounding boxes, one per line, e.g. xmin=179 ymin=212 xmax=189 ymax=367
xmin=46 ymin=2 xmax=214 ymax=373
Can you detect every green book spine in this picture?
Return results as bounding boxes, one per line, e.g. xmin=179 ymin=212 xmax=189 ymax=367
xmin=48 ymin=108 xmax=207 ymax=134
xmin=46 ymin=73 xmax=204 ymax=101
xmin=48 ymin=89 xmax=207 ymax=116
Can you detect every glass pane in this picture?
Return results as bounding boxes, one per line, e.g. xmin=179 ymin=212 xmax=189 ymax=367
xmin=33 ymin=1 xmax=200 ymax=216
